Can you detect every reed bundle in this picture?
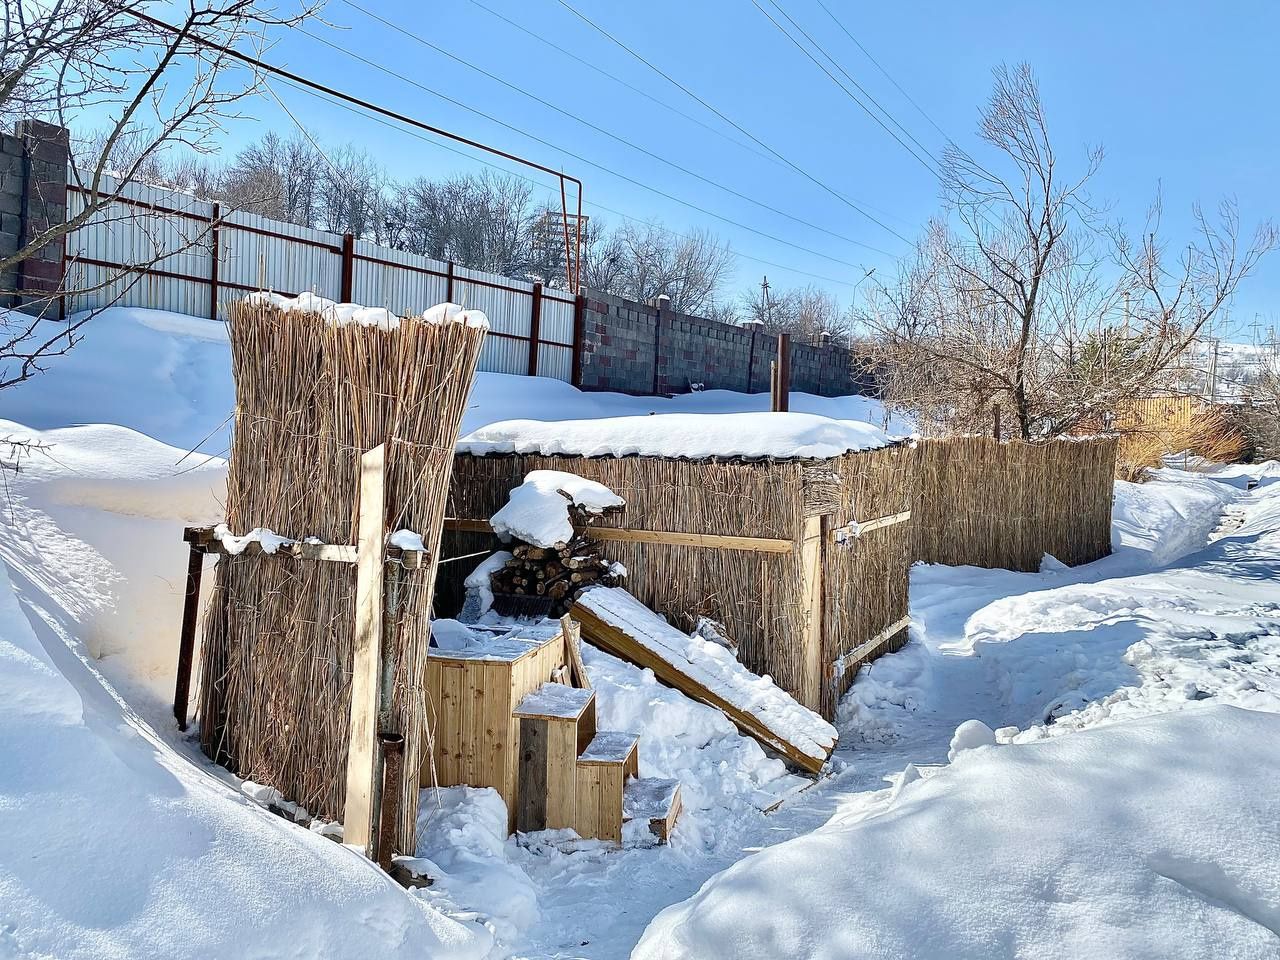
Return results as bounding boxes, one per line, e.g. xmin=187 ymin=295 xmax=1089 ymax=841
xmin=198 ymin=298 xmax=485 ymax=852
xmin=907 ymin=436 xmax=1117 ymax=571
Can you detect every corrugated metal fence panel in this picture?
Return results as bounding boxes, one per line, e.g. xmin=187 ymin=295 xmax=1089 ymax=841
xmin=537 ymin=343 xmax=573 ymax=381
xmin=452 ymin=263 xmax=533 ymax=339
xmin=478 ymin=333 xmax=532 ymax=376
xmin=219 ymin=210 xmax=341 ymax=304
xmin=540 ymin=296 xmax=575 ymax=346
xmin=352 ymin=241 xmax=449 ymax=315
xmin=64 ymin=173 xmax=214 ymax=316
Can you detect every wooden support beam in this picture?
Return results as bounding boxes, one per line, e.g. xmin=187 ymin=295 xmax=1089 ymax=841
xmin=442 ymin=517 xmax=793 ymax=554
xmin=343 ymin=443 xmax=387 ymax=854
xmin=182 ymin=525 xmax=425 ymax=567
xmin=560 ymin=614 xmax=590 ymax=689
xmin=831 ymin=510 xmax=912 ymax=542
xmin=798 ymin=514 xmax=829 ymax=711
xmin=829 ymin=616 xmax=912 ymax=685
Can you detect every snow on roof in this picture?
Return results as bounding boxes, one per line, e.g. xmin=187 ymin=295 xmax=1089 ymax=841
xmin=243 ymin=292 xmax=489 ymax=331
xmin=458 ymin=411 xmax=895 ymax=461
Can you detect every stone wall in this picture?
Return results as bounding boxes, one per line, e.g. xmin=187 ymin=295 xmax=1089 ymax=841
xmin=576 ymin=289 xmax=869 ymax=398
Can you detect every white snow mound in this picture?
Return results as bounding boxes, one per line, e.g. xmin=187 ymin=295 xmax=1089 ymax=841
xmin=459 ymin=411 xmax=893 ymax=460
xmin=490 ymin=469 xmax=624 ymax=547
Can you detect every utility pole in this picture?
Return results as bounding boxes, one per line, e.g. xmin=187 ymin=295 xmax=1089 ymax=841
xmin=761 ymin=276 xmax=773 ymax=327
xmin=1207 ymin=338 xmax=1220 ymax=403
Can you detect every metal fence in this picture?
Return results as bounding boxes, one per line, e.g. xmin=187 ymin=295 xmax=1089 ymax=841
xmin=63 ymin=171 xmax=580 ymax=381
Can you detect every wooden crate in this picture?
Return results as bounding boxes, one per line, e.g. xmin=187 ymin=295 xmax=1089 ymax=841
xmin=422 ymin=626 xmax=566 ymax=832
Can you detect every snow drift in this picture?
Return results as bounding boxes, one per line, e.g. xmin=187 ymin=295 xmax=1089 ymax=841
xmin=634 ymin=705 xmax=1280 ymax=960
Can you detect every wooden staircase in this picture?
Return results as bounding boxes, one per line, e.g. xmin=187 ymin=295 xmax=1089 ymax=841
xmin=513 ymin=683 xmax=680 ymax=844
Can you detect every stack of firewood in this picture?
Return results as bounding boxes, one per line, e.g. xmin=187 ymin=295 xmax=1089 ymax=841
xmin=489 ymin=532 xmax=625 ymax=617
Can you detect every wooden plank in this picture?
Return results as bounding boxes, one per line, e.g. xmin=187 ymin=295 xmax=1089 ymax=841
xmin=798 ymin=515 xmax=829 ymax=711
xmin=545 ymin=718 xmax=580 ymax=830
xmin=829 ymin=616 xmax=912 ymax=684
xmin=443 ymin=517 xmax=792 ymax=554
xmin=173 ymin=541 xmax=205 ymax=731
xmin=188 ymin=530 xmax=425 ymax=566
xmin=560 ymin=614 xmax=590 ymax=689
xmin=342 ymin=443 xmax=387 ymax=853
xmin=573 ymin=601 xmax=830 ymax=775
xmin=831 ymin=510 xmax=912 ymax=540
xmin=516 ymin=718 xmax=549 ymax=833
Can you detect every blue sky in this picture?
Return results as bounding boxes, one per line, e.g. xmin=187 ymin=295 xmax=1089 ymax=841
xmin=203 ymin=1 xmax=1278 ymax=336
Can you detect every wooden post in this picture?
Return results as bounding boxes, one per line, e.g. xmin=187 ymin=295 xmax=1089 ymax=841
xmin=340 ymin=232 xmax=355 ymax=302
xmin=769 ymin=360 xmax=779 ymax=411
xmin=528 ymin=282 xmax=543 ymax=376
xmin=560 ymin=613 xmax=590 ymax=689
xmin=798 ymin=514 xmax=829 ymax=712
xmin=776 ymin=333 xmax=791 ymax=412
xmin=993 ymin=405 xmax=1002 ymax=440
xmin=343 ymin=443 xmax=387 ymax=853
xmin=208 ymin=202 xmax=220 ymax=321
xmin=173 ymin=538 xmax=205 ymax=730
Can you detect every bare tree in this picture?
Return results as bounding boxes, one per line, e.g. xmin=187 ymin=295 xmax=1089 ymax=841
xmin=737 ymin=282 xmax=849 ymax=343
xmin=0 ymin=0 xmax=315 ymax=390
xmin=582 ymin=220 xmax=732 ymax=314
xmin=862 ymin=63 xmax=1276 ymax=439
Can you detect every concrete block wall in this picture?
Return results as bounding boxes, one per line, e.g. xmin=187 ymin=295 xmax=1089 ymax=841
xmin=577 ymin=288 xmax=868 ymax=398
xmin=0 ymin=120 xmax=70 ymax=313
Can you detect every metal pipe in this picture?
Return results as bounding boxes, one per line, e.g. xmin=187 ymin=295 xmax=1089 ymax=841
xmin=376 ymin=732 xmax=405 ymax=872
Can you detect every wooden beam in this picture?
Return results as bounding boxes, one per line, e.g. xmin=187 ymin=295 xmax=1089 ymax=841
xmin=573 ymin=600 xmax=830 ymax=775
xmin=442 ymin=517 xmax=793 ymax=555
xmin=829 ymin=616 xmax=911 ymax=684
xmin=343 ymin=443 xmax=387 ymax=854
xmin=182 ymin=525 xmax=425 ymax=566
xmin=798 ymin=514 xmax=829 ymax=711
xmin=173 ymin=541 xmax=205 ymax=731
xmin=831 ymin=510 xmax=912 ymax=541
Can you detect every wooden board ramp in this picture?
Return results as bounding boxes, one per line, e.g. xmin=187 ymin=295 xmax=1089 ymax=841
xmin=572 ymin=587 xmax=838 ymax=776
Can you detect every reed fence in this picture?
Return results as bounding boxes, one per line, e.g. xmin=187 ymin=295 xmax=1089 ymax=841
xmin=907 ymin=436 xmax=1117 ymax=572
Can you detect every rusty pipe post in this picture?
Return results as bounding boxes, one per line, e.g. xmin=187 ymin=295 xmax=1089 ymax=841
xmin=376 ymin=732 xmax=405 ymax=872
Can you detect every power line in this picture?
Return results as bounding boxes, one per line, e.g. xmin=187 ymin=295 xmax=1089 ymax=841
xmin=266 ymin=74 xmax=873 ymax=289
xmin=812 ymin=0 xmax=953 ymax=143
xmin=466 ymin=0 xmax=773 ymax=165
xmin=288 ymin=26 xmax=894 ymax=265
xmin=750 ymin=0 xmax=944 ymax=179
xmin=551 ymin=0 xmax=913 ymax=245
xmin=327 ymin=1 xmax=893 ymax=256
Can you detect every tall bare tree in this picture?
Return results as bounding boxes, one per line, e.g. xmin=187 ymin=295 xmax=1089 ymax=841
xmin=863 ymin=63 xmax=1276 ymax=439
xmin=0 ymin=0 xmax=315 ymax=389
xmin=581 ymin=220 xmax=732 ymax=314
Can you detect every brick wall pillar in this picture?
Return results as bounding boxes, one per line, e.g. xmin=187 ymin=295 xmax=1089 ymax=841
xmin=10 ymin=120 xmax=70 ymax=315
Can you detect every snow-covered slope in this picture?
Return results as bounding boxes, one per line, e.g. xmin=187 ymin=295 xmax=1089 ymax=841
xmin=0 ymin=559 xmax=491 ymax=960
xmin=0 ymin=307 xmax=906 ymax=455
xmin=633 ymin=705 xmax=1280 ymax=960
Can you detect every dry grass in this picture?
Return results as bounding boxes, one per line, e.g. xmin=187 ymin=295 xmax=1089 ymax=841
xmin=198 ymin=300 xmax=485 ymax=853
xmin=907 ymin=437 xmax=1117 ymax=572
xmin=1116 ymin=407 xmax=1249 ymax=481
xmin=442 ymin=447 xmax=916 ymax=719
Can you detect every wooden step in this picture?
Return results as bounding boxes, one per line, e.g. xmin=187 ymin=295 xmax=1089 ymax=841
xmin=573 ymin=731 xmax=640 ymax=844
xmin=623 ymin=777 xmax=682 ymax=844
xmin=514 ymin=684 xmax=597 ymax=833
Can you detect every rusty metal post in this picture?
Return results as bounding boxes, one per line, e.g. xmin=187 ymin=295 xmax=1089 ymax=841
xmin=993 ymin=405 xmax=1002 ymax=440
xmin=376 ymin=733 xmax=405 ymax=872
xmin=528 ymin=282 xmax=543 ymax=376
xmin=173 ymin=540 xmax=205 ymax=730
xmin=340 ymin=232 xmax=355 ymax=302
xmin=776 ymin=333 xmax=791 ymax=412
xmin=571 ymin=292 xmax=587 ymax=387
xmin=208 ymin=202 xmax=221 ymax=320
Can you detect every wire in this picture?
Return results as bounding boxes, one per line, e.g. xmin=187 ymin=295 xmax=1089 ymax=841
xmin=285 ymin=28 xmax=894 ymax=265
xmin=466 ymin=0 xmax=773 ymax=165
xmin=750 ymin=0 xmax=944 ymax=179
xmin=325 ymin=2 xmax=892 ymax=256
xmin=812 ymin=0 xmax=952 ymax=143
xmin=551 ymin=0 xmax=913 ymax=245
xmin=267 ymin=75 xmax=875 ymax=288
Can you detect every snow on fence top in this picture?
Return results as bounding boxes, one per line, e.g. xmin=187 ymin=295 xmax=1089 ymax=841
xmin=458 ymin=411 xmax=895 ymax=461
xmin=243 ymin=291 xmax=489 ymax=331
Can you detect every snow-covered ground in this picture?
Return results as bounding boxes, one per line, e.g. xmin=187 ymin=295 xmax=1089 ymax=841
xmin=2 ymin=304 xmax=1279 ymax=958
